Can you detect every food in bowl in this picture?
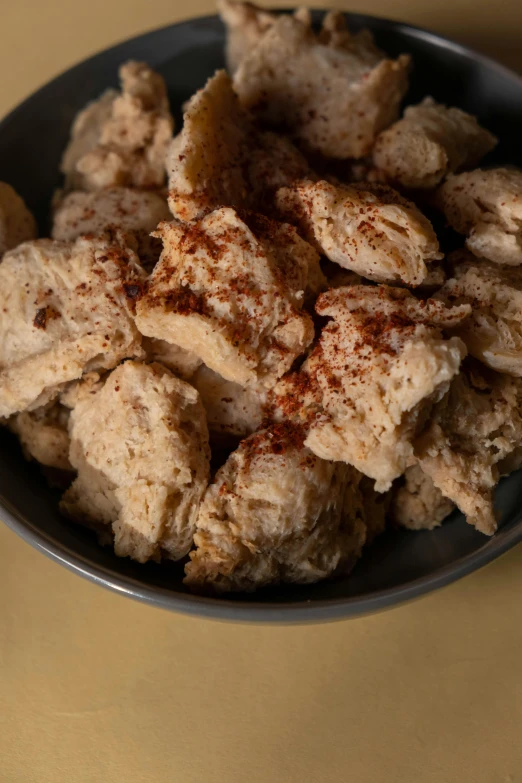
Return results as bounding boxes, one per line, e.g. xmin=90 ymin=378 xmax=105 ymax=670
xmin=2 ymin=2 xmax=522 ymax=595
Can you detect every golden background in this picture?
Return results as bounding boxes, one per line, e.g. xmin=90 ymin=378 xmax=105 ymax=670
xmin=1 ymin=1 xmax=522 ymax=781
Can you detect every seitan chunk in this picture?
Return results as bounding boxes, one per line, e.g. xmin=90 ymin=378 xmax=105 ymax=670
xmin=0 ymin=182 xmax=37 ymax=257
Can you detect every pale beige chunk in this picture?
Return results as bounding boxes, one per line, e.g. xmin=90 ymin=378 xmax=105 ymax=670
xmin=0 ymin=182 xmax=37 ymax=257
xmin=275 ymin=286 xmax=469 ymax=491
xmin=167 ymin=70 xmax=309 ymax=221
xmin=415 ymin=363 xmax=522 ymax=535
xmin=8 ymin=400 xmax=72 ymax=471
xmin=52 ymin=187 xmax=170 ymax=269
xmin=61 ymin=361 xmax=210 ymax=562
xmin=217 ymin=0 xmax=277 ymax=73
xmin=276 ymin=180 xmax=442 ymax=286
xmin=0 ymin=233 xmax=145 ymax=418
xmin=184 ymin=424 xmax=366 ymax=593
xmin=392 ymin=464 xmax=454 ymax=531
xmin=435 ymin=168 xmax=522 ymax=265
xmin=142 ymin=338 xmax=202 ymax=379
xmin=135 ymin=208 xmax=315 ymax=388
xmin=61 ymin=61 xmax=173 ymax=191
xmin=372 ymin=98 xmax=497 ymax=189
xmin=233 ymin=13 xmax=410 ymax=158
xmin=436 ymin=254 xmax=522 ymax=376
xmin=191 ymin=363 xmax=267 ymax=440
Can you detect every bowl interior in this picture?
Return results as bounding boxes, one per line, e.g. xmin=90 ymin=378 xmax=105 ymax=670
xmin=1 ymin=11 xmax=522 ymax=620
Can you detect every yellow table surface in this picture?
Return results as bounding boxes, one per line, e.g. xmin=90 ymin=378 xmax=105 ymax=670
xmin=2 ymin=2 xmax=522 ymax=781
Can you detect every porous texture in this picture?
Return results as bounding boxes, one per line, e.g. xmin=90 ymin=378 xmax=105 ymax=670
xmin=373 ymin=98 xmax=496 ymax=189
xmin=276 ymin=179 xmax=442 ymax=286
xmin=435 ymin=168 xmax=522 ymax=265
xmin=274 ymin=285 xmax=469 ymax=491
xmin=61 ymin=61 xmax=173 ymax=191
xmin=392 ymin=464 xmax=454 ymax=530
xmin=135 ymin=208 xmax=316 ymax=388
xmin=0 ymin=233 xmax=145 ymax=418
xmin=184 ymin=423 xmax=367 ymax=593
xmin=60 ymin=361 xmax=210 ymax=562
xmin=0 ymin=182 xmax=37 ymax=257
xmin=167 ymin=70 xmax=309 ymax=221
xmin=8 ymin=400 xmax=72 ymax=471
xmin=233 ymin=13 xmax=410 ymax=158
xmin=217 ymin=0 xmax=277 ymax=73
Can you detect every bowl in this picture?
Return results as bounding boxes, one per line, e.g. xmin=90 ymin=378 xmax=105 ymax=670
xmin=2 ymin=10 xmax=522 ymax=622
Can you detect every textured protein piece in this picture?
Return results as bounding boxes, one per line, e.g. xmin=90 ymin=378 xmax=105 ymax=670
xmin=61 ymin=61 xmax=173 ymax=191
xmin=184 ymin=423 xmax=367 ymax=593
xmin=191 ymin=363 xmax=267 ymax=440
xmin=52 ymin=187 xmax=170 ymax=270
xmin=233 ymin=12 xmax=410 ymax=159
xmin=392 ymin=463 xmax=454 ymax=530
xmin=135 ymin=208 xmax=315 ymax=388
xmin=60 ymin=361 xmax=210 ymax=563
xmin=0 ymin=182 xmax=37 ymax=257
xmin=415 ymin=362 xmax=522 ymax=535
xmin=372 ymin=98 xmax=497 ymax=189
xmin=274 ymin=285 xmax=470 ymax=491
xmin=167 ymin=69 xmax=310 ymax=222
xmin=435 ymin=168 xmax=522 ymax=265
xmin=8 ymin=400 xmax=72 ymax=471
xmin=276 ymin=180 xmax=442 ymax=286
xmin=142 ymin=337 xmax=202 ymax=379
xmin=217 ymin=0 xmax=277 ymax=73
xmin=0 ymin=233 xmax=145 ymax=418
xmin=436 ymin=253 xmax=522 ymax=376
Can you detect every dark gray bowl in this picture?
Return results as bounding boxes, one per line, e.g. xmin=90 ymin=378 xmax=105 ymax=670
xmin=2 ymin=11 xmax=522 ymax=622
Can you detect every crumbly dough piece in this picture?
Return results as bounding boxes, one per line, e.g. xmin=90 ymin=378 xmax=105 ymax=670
xmin=184 ymin=423 xmax=367 ymax=593
xmin=233 ymin=13 xmax=410 ymax=159
xmin=61 ymin=361 xmax=210 ymax=562
xmin=52 ymin=187 xmax=170 ymax=270
xmin=392 ymin=464 xmax=454 ymax=530
xmin=61 ymin=61 xmax=173 ymax=191
xmin=415 ymin=362 xmax=522 ymax=535
xmin=275 ymin=286 xmax=469 ymax=491
xmin=167 ymin=69 xmax=309 ymax=221
xmin=276 ymin=180 xmax=442 ymax=286
xmin=0 ymin=233 xmax=145 ymax=418
xmin=435 ymin=168 xmax=522 ymax=265
xmin=372 ymin=98 xmax=497 ymax=189
xmin=135 ymin=208 xmax=315 ymax=388
xmin=436 ymin=254 xmax=522 ymax=376
xmin=0 ymin=182 xmax=37 ymax=257
xmin=191 ymin=363 xmax=267 ymax=440
xmin=142 ymin=337 xmax=202 ymax=379
xmin=217 ymin=0 xmax=277 ymax=73
xmin=8 ymin=400 xmax=72 ymax=471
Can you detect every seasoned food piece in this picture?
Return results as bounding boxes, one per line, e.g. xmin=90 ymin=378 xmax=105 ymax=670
xmin=415 ymin=362 xmax=522 ymax=535
xmin=360 ymin=476 xmax=390 ymax=543
xmin=8 ymin=400 xmax=72 ymax=471
xmin=135 ymin=209 xmax=315 ymax=388
xmin=184 ymin=423 xmax=366 ymax=593
xmin=435 ymin=168 xmax=522 ymax=265
xmin=0 ymin=182 xmax=37 ymax=257
xmin=142 ymin=337 xmax=202 ymax=379
xmin=0 ymin=233 xmax=145 ymax=418
xmin=277 ymin=180 xmax=442 ymax=286
xmin=436 ymin=254 xmax=522 ymax=376
xmin=372 ymin=98 xmax=496 ymax=189
xmin=191 ymin=364 xmax=267 ymax=440
xmin=392 ymin=464 xmax=454 ymax=531
xmin=167 ymin=70 xmax=309 ymax=221
xmin=217 ymin=0 xmax=277 ymax=73
xmin=52 ymin=187 xmax=170 ymax=270
xmin=275 ymin=286 xmax=469 ymax=491
xmin=233 ymin=13 xmax=410 ymax=159
xmin=61 ymin=61 xmax=173 ymax=191
xmin=61 ymin=361 xmax=210 ymax=562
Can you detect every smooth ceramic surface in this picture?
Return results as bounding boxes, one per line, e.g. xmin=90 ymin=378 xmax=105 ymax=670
xmin=1 ymin=11 xmax=522 ymax=621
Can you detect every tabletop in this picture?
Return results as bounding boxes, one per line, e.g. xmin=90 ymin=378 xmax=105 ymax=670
xmin=2 ymin=1 xmax=522 ymax=781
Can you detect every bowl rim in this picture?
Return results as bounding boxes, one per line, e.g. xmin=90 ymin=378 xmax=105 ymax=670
xmin=2 ymin=10 xmax=522 ymax=623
